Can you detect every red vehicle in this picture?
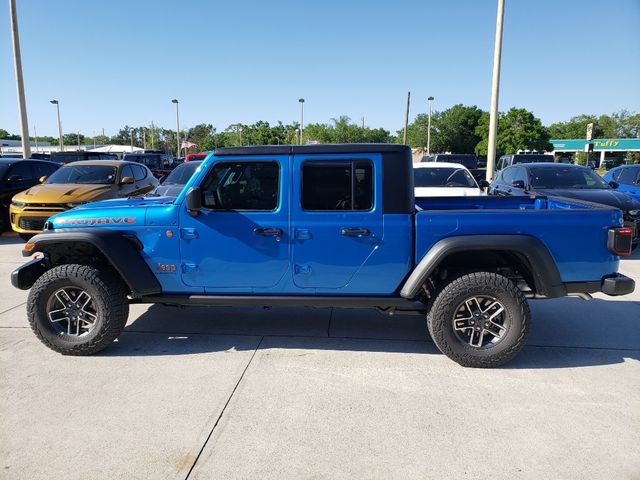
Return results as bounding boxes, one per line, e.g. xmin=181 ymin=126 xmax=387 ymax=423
xmin=185 ymin=152 xmax=208 ymax=162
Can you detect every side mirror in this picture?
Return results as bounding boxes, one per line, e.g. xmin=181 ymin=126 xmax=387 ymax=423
xmin=7 ymin=174 xmax=23 ymax=183
xmin=185 ymin=187 xmax=202 ymax=215
xmin=478 ymin=180 xmax=490 ymax=188
xmin=511 ymin=180 xmax=526 ymax=189
xmin=39 ymin=176 xmax=47 ymax=183
xmin=120 ymin=176 xmax=134 ymax=185
xmin=608 ymin=180 xmax=619 ymax=189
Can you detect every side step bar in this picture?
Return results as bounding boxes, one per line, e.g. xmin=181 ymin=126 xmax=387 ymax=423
xmin=136 ymin=295 xmax=426 ymax=311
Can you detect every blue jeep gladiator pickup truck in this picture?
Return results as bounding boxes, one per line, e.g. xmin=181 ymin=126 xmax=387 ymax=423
xmin=11 ymin=144 xmax=636 ymax=367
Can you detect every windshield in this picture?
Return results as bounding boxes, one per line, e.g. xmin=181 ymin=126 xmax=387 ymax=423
xmin=529 ymin=167 xmax=609 ymax=190
xmin=162 ymin=162 xmax=201 ymax=185
xmin=414 ymin=167 xmax=478 ymax=188
xmin=435 ymin=155 xmax=478 ymax=168
xmin=45 ymin=165 xmax=117 ymax=185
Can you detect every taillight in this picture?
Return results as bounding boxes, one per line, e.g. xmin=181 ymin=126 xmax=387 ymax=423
xmin=608 ymin=227 xmax=634 ymax=256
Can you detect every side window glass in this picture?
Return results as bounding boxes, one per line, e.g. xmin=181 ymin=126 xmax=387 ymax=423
xmin=33 ymin=162 xmax=55 ymax=178
xmin=201 ymin=161 xmax=279 ymax=211
xmin=8 ymin=162 xmax=34 ymax=181
xmin=618 ymin=168 xmax=638 ymax=185
xmin=133 ymin=165 xmax=147 ymax=181
xmin=514 ymin=167 xmax=528 ymax=185
xmin=302 ymin=160 xmax=373 ymax=211
xmin=501 ymin=166 xmax=517 ymax=185
xmin=120 ymin=165 xmax=134 ymax=181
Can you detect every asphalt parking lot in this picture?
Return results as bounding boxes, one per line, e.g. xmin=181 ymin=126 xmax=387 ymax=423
xmin=1 ymin=233 xmax=638 ymax=480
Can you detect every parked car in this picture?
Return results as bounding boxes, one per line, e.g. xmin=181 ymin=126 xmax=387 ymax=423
xmin=495 ymin=153 xmax=554 ymax=171
xmin=11 ymin=145 xmax=634 ymax=368
xmin=421 ymin=154 xmax=479 ymax=169
xmin=489 ymin=163 xmax=640 ymax=244
xmin=603 ymin=165 xmax=640 ymax=202
xmin=49 ymin=151 xmax=118 ymax=164
xmin=123 ymin=152 xmax=174 ymax=180
xmin=0 ymin=159 xmax=61 ymax=234
xmin=151 ymin=161 xmax=202 ymax=197
xmin=414 ymin=162 xmax=487 ymax=198
xmin=10 ymin=160 xmax=158 ymax=239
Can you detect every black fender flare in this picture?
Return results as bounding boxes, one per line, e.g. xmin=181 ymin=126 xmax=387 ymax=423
xmin=400 ymin=235 xmax=566 ymax=299
xmin=16 ymin=229 xmax=161 ymax=297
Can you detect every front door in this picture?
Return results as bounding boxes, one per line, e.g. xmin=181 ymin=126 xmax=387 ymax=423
xmin=180 ymin=156 xmax=289 ymax=290
xmin=291 ymin=154 xmax=382 ymax=290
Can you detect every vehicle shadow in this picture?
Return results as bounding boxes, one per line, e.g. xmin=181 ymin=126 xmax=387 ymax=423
xmin=101 ymin=298 xmax=640 ymax=369
xmin=0 ymin=232 xmax=26 ymax=245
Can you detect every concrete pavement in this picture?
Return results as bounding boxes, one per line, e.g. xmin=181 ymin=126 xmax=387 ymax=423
xmin=0 ymin=233 xmax=638 ymax=479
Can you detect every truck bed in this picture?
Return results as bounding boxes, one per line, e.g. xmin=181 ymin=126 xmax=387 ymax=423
xmin=414 ymin=195 xmax=622 ymax=283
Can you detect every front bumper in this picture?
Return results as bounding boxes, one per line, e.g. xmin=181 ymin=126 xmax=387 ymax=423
xmin=9 ymin=204 xmax=66 ymax=234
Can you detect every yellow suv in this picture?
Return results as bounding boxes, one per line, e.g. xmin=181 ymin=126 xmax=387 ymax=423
xmin=10 ymin=160 xmax=159 ymax=239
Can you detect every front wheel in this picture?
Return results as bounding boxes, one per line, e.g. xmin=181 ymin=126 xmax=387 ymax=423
xmin=427 ymin=271 xmax=530 ymax=368
xmin=27 ymin=264 xmax=129 ymax=355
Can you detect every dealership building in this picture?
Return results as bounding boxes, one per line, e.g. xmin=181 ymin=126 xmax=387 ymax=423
xmin=550 ymin=138 xmax=640 ymax=166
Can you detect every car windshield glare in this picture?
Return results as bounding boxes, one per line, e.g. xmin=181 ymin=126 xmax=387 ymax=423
xmin=162 ymin=162 xmax=200 ymax=185
xmin=45 ymin=165 xmax=117 ymax=185
xmin=529 ymin=167 xmax=609 ymax=190
xmin=414 ymin=168 xmax=477 ymax=188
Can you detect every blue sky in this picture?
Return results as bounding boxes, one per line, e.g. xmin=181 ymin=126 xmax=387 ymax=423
xmin=2 ymin=0 xmax=639 ymax=137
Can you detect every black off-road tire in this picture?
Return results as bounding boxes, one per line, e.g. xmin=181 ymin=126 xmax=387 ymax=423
xmin=427 ymin=271 xmax=530 ymax=368
xmin=27 ymin=264 xmax=129 ymax=355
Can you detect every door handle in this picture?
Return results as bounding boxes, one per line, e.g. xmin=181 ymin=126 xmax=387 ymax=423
xmin=341 ymin=227 xmax=370 ymax=237
xmin=253 ymin=227 xmax=283 ymax=237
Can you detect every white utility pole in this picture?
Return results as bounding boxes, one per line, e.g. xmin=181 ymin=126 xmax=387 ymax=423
xmin=427 ymin=96 xmax=434 ymax=155
xmin=9 ymin=0 xmax=31 ymax=159
xmin=486 ymin=0 xmax=506 ymax=182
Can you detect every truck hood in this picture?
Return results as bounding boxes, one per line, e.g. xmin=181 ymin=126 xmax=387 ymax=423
xmin=13 ymin=183 xmax=116 ymax=204
xmin=534 ymin=188 xmax=640 ymax=212
xmin=74 ymin=196 xmax=174 ymax=210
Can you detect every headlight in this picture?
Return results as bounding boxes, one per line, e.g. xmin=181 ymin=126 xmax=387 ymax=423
xmin=629 ymin=210 xmax=639 ymax=216
xmin=11 ymin=200 xmax=26 ymax=207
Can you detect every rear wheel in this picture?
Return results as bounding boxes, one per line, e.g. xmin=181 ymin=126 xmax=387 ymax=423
xmin=27 ymin=264 xmax=129 ymax=355
xmin=427 ymin=271 xmax=530 ymax=368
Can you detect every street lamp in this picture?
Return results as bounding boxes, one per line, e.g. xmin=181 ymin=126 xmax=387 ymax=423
xmin=50 ymin=100 xmax=64 ymax=152
xmin=171 ymin=99 xmax=180 ymax=158
xmin=298 ymin=98 xmax=305 ymax=145
xmin=427 ymin=96 xmax=434 ymax=155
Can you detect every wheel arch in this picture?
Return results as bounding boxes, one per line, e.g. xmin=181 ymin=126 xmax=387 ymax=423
xmin=400 ymin=235 xmax=566 ymax=300
xmin=15 ymin=229 xmax=161 ymax=297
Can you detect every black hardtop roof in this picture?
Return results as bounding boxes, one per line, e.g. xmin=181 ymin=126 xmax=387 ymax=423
xmin=214 ymin=143 xmax=410 ymax=156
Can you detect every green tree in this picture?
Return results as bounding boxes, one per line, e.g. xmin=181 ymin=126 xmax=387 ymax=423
xmin=0 ymin=129 xmax=10 ymax=138
xmin=62 ymin=132 xmax=86 ymax=148
xmin=396 ymin=104 xmax=484 ymax=153
xmin=475 ymin=108 xmax=551 ymax=155
xmin=306 ymin=116 xmax=391 ymax=144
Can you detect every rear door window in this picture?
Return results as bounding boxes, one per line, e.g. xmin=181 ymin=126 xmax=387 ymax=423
xmin=301 ymin=160 xmax=373 ymax=211
xmin=8 ymin=162 xmax=35 ymax=181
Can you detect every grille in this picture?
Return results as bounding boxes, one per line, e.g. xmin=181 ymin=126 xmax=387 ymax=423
xmin=19 ymin=216 xmax=49 ymax=231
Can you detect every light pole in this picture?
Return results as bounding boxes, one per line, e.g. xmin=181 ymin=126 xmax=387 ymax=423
xmin=403 ymin=91 xmax=411 ymax=145
xmin=427 ymin=96 xmax=434 ymax=155
xmin=298 ymin=98 xmax=305 ymax=144
xmin=486 ymin=0 xmax=506 ymax=182
xmin=50 ymin=100 xmax=64 ymax=152
xmin=9 ymin=0 xmax=31 ymax=159
xmin=171 ymin=99 xmax=180 ymax=158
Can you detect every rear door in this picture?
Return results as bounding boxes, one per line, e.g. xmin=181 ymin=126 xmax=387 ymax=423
xmin=291 ymin=154 xmax=382 ymax=289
